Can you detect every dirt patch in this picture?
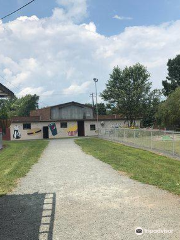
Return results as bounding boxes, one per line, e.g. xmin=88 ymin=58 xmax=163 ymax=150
xmin=118 ymin=170 xmax=132 ymax=177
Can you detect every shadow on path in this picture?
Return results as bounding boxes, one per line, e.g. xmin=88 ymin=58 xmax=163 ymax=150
xmin=0 ymin=192 xmax=56 ymax=240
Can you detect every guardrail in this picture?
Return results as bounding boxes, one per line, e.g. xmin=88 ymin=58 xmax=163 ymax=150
xmin=0 ymin=132 xmax=2 ymax=149
xmin=99 ymin=128 xmax=180 ymax=157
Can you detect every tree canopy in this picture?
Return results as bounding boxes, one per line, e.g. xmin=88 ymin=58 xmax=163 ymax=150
xmin=141 ymin=89 xmax=162 ymax=127
xmin=162 ymin=55 xmax=180 ymax=96
xmin=85 ymin=103 xmax=107 ymax=115
xmin=156 ymin=87 xmax=180 ymax=129
xmin=101 ymin=63 xmax=151 ymax=126
xmin=0 ymin=94 xmax=39 ymax=119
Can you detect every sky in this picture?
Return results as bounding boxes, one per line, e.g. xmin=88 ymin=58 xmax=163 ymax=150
xmin=0 ymin=0 xmax=180 ymax=107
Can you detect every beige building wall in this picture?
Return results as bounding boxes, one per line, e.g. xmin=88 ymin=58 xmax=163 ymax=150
xmin=98 ymin=119 xmax=141 ymax=129
xmin=84 ymin=119 xmax=141 ymax=137
xmin=11 ymin=119 xmax=141 ymax=140
xmin=84 ymin=121 xmax=98 ymax=136
xmin=49 ymin=121 xmax=78 ymax=139
xmin=11 ymin=122 xmax=44 ymax=141
xmin=11 ymin=121 xmax=78 ymax=140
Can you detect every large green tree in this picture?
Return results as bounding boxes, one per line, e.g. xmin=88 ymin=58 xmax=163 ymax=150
xmin=0 ymin=94 xmax=39 ymax=119
xmin=101 ymin=63 xmax=151 ymax=126
xmin=162 ymin=55 xmax=180 ymax=96
xmin=13 ymin=94 xmax=39 ymax=117
xmin=156 ymin=87 xmax=180 ymax=129
xmin=141 ymin=89 xmax=162 ymax=127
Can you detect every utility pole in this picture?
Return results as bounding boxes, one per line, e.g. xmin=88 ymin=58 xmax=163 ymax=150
xmin=93 ymin=78 xmax=99 ymax=132
xmin=90 ymin=93 xmax=95 ymax=108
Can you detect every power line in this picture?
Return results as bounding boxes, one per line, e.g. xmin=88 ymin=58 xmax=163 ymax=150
xmin=1 ymin=0 xmax=36 ymax=21
xmin=0 ymin=74 xmax=21 ymax=92
xmin=0 ymin=74 xmax=91 ymax=98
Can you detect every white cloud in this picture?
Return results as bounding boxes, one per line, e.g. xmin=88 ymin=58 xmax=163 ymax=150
xmin=113 ymin=15 xmax=133 ymax=20
xmin=0 ymin=3 xmax=180 ymax=107
xmin=18 ymin=87 xmax=54 ymax=97
xmin=56 ymin=0 xmax=87 ymax=22
xmin=81 ymin=22 xmax=96 ymax=33
xmin=63 ymin=81 xmax=91 ymax=95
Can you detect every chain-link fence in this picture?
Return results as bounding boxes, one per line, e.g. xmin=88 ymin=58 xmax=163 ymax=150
xmin=0 ymin=132 xmax=2 ymax=149
xmin=99 ymin=128 xmax=180 ymax=157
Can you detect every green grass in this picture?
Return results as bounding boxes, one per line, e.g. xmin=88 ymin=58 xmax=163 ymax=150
xmin=75 ymin=138 xmax=180 ymax=195
xmin=0 ymin=140 xmax=48 ymax=196
xmin=107 ymin=134 xmax=180 ymax=156
xmin=121 ymin=137 xmax=180 ymax=155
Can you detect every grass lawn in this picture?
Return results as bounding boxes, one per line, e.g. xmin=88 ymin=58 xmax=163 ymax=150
xmin=0 ymin=140 xmax=48 ymax=196
xmin=75 ymin=138 xmax=180 ymax=195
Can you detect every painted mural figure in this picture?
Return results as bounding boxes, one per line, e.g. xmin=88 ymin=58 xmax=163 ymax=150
xmin=13 ymin=125 xmax=21 ymax=139
xmin=49 ymin=123 xmax=57 ymax=136
xmin=67 ymin=125 xmax=78 ymax=136
xmin=111 ymin=123 xmax=121 ymax=129
xmin=27 ymin=128 xmax=41 ymax=135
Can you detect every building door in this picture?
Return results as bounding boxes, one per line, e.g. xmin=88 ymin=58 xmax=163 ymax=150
xmin=43 ymin=126 xmax=49 ymax=139
xmin=78 ymin=121 xmax=85 ymax=136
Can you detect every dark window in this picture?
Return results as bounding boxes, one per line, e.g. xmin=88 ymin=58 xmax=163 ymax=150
xmin=90 ymin=124 xmax=96 ymax=131
xmin=23 ymin=123 xmax=31 ymax=130
xmin=61 ymin=122 xmax=67 ymax=128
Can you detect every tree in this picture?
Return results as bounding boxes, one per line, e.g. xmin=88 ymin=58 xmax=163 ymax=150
xmin=0 ymin=94 xmax=39 ymax=119
xmin=141 ymin=89 xmax=162 ymax=127
xmin=96 ymin=103 xmax=107 ymax=115
xmin=156 ymin=87 xmax=180 ymax=129
xmin=162 ymin=55 xmax=180 ymax=96
xmin=101 ymin=63 xmax=151 ymax=126
xmin=13 ymin=94 xmax=39 ymax=117
xmin=85 ymin=103 xmax=107 ymax=115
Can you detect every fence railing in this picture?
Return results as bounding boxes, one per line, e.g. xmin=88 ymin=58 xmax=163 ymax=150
xmin=0 ymin=132 xmax=2 ymax=149
xmin=99 ymin=128 xmax=180 ymax=157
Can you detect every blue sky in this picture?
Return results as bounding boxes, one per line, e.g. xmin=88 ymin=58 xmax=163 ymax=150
xmin=1 ymin=0 xmax=180 ymax=36
xmin=0 ymin=0 xmax=180 ymax=106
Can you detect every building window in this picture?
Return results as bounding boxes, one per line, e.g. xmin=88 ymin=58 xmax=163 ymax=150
xmin=61 ymin=122 xmax=67 ymax=128
xmin=90 ymin=124 xmax=96 ymax=131
xmin=23 ymin=123 xmax=31 ymax=130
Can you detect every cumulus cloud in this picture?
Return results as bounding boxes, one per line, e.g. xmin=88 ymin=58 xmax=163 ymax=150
xmin=17 ymin=87 xmax=54 ymax=97
xmin=63 ymin=81 xmax=91 ymax=95
xmin=0 ymin=2 xmax=180 ymax=107
xmin=56 ymin=0 xmax=87 ymax=22
xmin=113 ymin=15 xmax=133 ymax=20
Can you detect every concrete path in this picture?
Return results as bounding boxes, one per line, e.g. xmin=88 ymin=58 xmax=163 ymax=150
xmin=0 ymin=139 xmax=180 ymax=240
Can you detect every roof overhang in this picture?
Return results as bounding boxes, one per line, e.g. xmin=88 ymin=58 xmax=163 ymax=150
xmin=0 ymin=83 xmax=14 ymax=98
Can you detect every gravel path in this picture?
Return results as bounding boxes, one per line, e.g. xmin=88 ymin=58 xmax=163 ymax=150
xmin=0 ymin=139 xmax=180 ymax=240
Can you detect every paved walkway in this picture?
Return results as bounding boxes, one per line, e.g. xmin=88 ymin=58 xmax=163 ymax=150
xmin=0 ymin=139 xmax=180 ymax=240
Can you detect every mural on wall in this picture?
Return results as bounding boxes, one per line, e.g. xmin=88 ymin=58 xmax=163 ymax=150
xmin=13 ymin=125 xmax=21 ymax=139
xmin=111 ymin=123 xmax=122 ymax=129
xmin=27 ymin=128 xmax=42 ymax=135
xmin=100 ymin=121 xmax=105 ymax=127
xmin=67 ymin=125 xmax=78 ymax=136
xmin=49 ymin=123 xmax=57 ymax=136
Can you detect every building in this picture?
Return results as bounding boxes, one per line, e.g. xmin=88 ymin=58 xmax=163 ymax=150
xmin=0 ymin=83 xmax=15 ymax=142
xmin=10 ymin=101 xmax=141 ymax=140
xmin=0 ymin=83 xmax=14 ymax=98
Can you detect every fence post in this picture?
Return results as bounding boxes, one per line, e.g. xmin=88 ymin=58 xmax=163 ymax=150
xmin=133 ymin=130 xmax=135 ymax=145
xmin=151 ymin=131 xmax=153 ymax=150
xmin=173 ymin=132 xmax=175 ymax=156
xmin=123 ymin=129 xmax=125 ymax=142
